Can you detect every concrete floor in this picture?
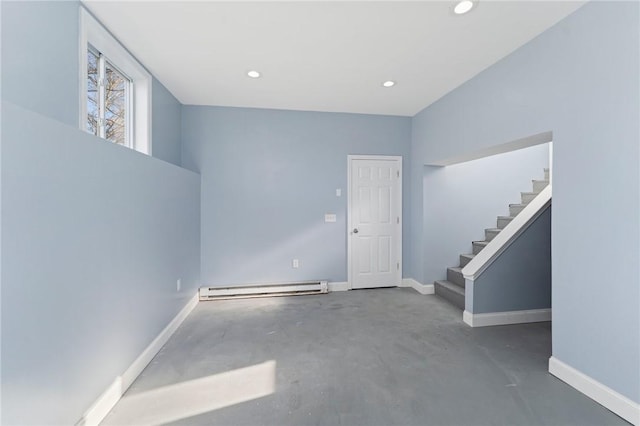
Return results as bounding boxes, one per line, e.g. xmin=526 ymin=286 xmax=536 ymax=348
xmin=103 ymin=288 xmax=628 ymax=426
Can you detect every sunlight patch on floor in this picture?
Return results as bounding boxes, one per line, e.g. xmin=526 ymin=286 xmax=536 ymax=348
xmin=103 ymin=360 xmax=276 ymax=425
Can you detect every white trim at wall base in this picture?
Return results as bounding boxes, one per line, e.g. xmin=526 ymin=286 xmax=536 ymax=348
xmin=400 ymin=278 xmax=435 ymax=295
xmin=77 ymin=292 xmax=199 ymax=426
xmin=463 ymin=308 xmax=551 ymax=327
xmin=328 ymin=281 xmax=350 ymax=292
xmin=549 ymin=357 xmax=640 ymax=425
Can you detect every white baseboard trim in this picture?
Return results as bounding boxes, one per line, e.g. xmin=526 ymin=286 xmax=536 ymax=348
xmin=463 ymin=308 xmax=551 ymax=327
xmin=328 ymin=281 xmax=350 ymax=292
xmin=400 ymin=278 xmax=435 ymax=295
xmin=549 ymin=357 xmax=640 ymax=425
xmin=77 ymin=292 xmax=200 ymax=426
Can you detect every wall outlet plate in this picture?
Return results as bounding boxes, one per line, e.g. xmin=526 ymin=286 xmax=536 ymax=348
xmin=325 ymin=213 xmax=337 ymax=223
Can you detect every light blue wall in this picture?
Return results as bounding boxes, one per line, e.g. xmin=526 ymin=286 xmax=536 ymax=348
xmin=422 ymin=144 xmax=548 ymax=285
xmin=182 ymin=106 xmax=411 ymax=285
xmin=1 ymin=102 xmax=201 ymax=425
xmin=152 ymin=78 xmax=183 ymax=166
xmin=467 ymin=207 xmax=551 ymax=314
xmin=407 ymin=158 xmax=424 ymax=282
xmin=411 ymin=1 xmax=639 ymax=403
xmin=0 ymin=1 xmax=183 ymax=166
xmin=1 ymin=0 xmax=80 ymax=127
xmin=1 ymin=1 xmax=197 ymax=423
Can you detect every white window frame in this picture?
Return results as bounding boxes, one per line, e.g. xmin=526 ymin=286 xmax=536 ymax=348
xmin=79 ymin=7 xmax=152 ymax=155
xmin=88 ymin=45 xmax=133 ymax=146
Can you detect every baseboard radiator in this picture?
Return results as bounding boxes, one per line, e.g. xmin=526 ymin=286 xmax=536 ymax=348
xmin=199 ymin=280 xmax=329 ymax=301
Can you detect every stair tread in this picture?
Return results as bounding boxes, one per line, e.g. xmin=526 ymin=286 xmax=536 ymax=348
xmin=486 ymin=228 xmax=501 ymax=232
xmin=509 ymin=203 xmax=527 ymax=207
xmin=448 ymin=266 xmax=462 ymax=273
xmin=532 ymin=179 xmax=549 ymax=183
xmin=460 ymin=253 xmax=475 ymax=259
xmin=434 ymin=280 xmax=465 ymax=295
xmin=472 ymin=240 xmax=489 ymax=255
xmin=497 ymin=216 xmax=515 ymax=220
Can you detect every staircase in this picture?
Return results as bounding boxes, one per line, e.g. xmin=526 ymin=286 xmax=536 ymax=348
xmin=434 ymin=168 xmax=550 ymax=309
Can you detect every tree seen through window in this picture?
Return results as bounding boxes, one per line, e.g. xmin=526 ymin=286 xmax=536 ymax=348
xmin=87 ymin=47 xmax=129 ymax=145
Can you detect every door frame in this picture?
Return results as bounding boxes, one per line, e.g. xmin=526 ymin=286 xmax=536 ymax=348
xmin=347 ymin=155 xmax=403 ymax=290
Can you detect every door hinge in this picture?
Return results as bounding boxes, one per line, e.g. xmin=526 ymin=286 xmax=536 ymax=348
xmin=397 ymin=262 xmax=400 ymax=270
xmin=397 ymin=170 xmax=400 ymax=178
xmin=397 ymin=216 xmax=400 ymax=224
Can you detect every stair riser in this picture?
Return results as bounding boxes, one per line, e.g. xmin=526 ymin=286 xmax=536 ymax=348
xmin=472 ymin=242 xmax=486 ymax=255
xmin=485 ymin=229 xmax=500 ymax=242
xmin=497 ymin=217 xmax=512 ymax=229
xmin=532 ymin=180 xmax=549 ymax=192
xmin=509 ymin=205 xmax=526 ymax=216
xmin=435 ymin=283 xmax=465 ymax=309
xmin=459 ymin=255 xmax=472 ymax=268
xmin=447 ymin=268 xmax=465 ymax=287
xmin=521 ymin=192 xmax=537 ymax=204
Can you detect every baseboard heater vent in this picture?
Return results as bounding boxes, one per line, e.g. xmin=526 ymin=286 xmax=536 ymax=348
xmin=199 ymin=280 xmax=329 ymax=301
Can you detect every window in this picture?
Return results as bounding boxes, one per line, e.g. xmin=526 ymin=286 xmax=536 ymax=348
xmin=87 ymin=46 xmax=131 ymax=146
xmin=80 ymin=8 xmax=152 ymax=154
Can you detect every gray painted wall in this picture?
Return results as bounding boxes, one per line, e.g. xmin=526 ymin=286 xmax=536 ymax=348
xmin=411 ymin=1 xmax=639 ymax=403
xmin=1 ymin=102 xmax=201 ymax=425
xmin=1 ymin=0 xmax=183 ymax=166
xmin=467 ymin=207 xmax=551 ymax=314
xmin=181 ymin=106 xmax=411 ymax=285
xmin=422 ymin=144 xmax=548 ymax=285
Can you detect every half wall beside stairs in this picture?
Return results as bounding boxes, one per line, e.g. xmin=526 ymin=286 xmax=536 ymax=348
xmin=462 ymin=185 xmax=552 ymax=327
xmin=464 ymin=206 xmax=551 ymax=326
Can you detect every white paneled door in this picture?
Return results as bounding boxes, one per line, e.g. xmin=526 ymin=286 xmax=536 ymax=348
xmin=348 ymin=156 xmax=402 ymax=289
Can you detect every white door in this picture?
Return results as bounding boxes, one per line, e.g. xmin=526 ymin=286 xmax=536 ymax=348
xmin=348 ymin=156 xmax=402 ymax=289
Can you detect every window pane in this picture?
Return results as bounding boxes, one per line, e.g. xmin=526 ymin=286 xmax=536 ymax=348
xmin=104 ymin=61 xmax=128 ymax=145
xmin=87 ymin=49 xmax=99 ymax=135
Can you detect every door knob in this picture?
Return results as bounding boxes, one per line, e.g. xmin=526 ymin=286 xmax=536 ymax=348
xmin=353 ymin=228 xmax=359 ymax=234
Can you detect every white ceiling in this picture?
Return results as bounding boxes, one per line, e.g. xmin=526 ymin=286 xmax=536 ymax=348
xmin=83 ymin=1 xmax=585 ymax=117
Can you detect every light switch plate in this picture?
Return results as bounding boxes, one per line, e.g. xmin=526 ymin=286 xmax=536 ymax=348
xmin=325 ymin=213 xmax=337 ymax=223
xmin=336 ymin=188 xmax=342 ymax=197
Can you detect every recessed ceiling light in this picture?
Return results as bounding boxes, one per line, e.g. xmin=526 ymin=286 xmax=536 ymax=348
xmin=382 ymin=80 xmax=396 ymax=88
xmin=247 ymin=70 xmax=261 ymax=78
xmin=454 ymin=0 xmax=475 ymax=15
